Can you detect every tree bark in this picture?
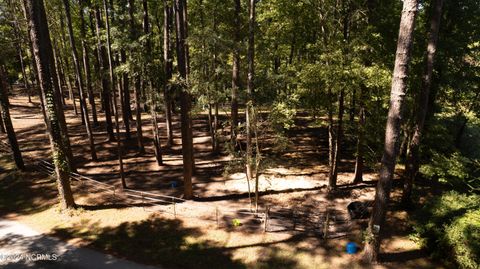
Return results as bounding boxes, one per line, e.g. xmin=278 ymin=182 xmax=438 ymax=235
xmin=353 ymin=85 xmax=366 ymax=184
xmin=362 ymin=0 xmax=419 ymax=263
xmin=331 ymin=88 xmax=344 ymax=188
xmin=174 ymin=0 xmax=194 ymax=199
xmin=402 ymin=0 xmax=444 ymax=205
xmin=25 ymin=0 xmax=76 ymax=209
xmin=52 ymin=40 xmax=67 ymax=107
xmin=245 ymin=0 xmax=257 ymax=209
xmin=0 ymin=67 xmax=24 ymax=170
xmin=128 ymin=0 xmax=144 ymax=152
xmin=59 ymin=12 xmax=78 ymax=116
xmin=231 ymin=0 xmax=241 ymax=144
xmin=80 ymin=0 xmax=99 ymax=127
xmin=63 ymin=0 xmax=97 ymax=161
xmin=163 ymin=0 xmax=174 ymax=147
xmin=120 ymin=49 xmax=131 ymax=140
xmin=327 ymin=87 xmax=336 ymax=189
xmin=11 ymin=15 xmax=32 ymax=103
xmin=141 ymin=0 xmax=161 ymax=162
xmin=133 ymin=78 xmax=145 ymax=154
xmin=245 ymin=0 xmax=255 ymax=184
xmin=94 ymin=5 xmax=115 ymax=142
xmin=103 ymin=0 xmax=126 ymax=188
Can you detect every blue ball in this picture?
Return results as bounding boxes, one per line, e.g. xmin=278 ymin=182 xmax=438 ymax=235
xmin=346 ymin=242 xmax=357 ymax=254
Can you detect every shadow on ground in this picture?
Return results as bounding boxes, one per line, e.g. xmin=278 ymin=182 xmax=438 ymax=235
xmin=50 ymin=215 xmax=247 ymax=269
xmin=0 ymin=155 xmax=57 ymax=218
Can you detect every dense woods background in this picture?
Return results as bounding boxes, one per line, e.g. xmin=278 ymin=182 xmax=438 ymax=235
xmin=0 ymin=0 xmax=479 ymax=267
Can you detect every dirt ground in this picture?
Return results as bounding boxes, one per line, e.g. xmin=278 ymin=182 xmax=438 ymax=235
xmin=0 ymin=87 xmax=444 ymax=268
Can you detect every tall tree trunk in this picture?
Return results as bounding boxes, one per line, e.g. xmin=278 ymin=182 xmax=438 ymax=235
xmin=6 ymin=2 xmax=29 ymax=101
xmin=11 ymin=16 xmax=32 ymax=103
xmin=402 ymin=0 xmax=444 ymax=205
xmin=327 ymin=87 xmax=336 ymax=189
xmin=103 ymin=0 xmax=126 ymax=188
xmin=94 ymin=5 xmax=115 ymax=142
xmin=143 ymin=0 xmax=161 ymax=163
xmin=163 ymin=0 xmax=174 ymax=147
xmin=80 ymin=0 xmax=99 ymax=127
xmin=128 ymin=0 xmax=144 ymax=152
xmin=331 ymin=88 xmax=344 ymax=188
xmin=0 ymin=111 xmax=5 ymax=134
xmin=25 ymin=0 xmax=76 ymax=209
xmin=353 ymin=85 xmax=366 ymax=184
xmin=21 ymin=0 xmax=51 ymax=119
xmin=120 ymin=49 xmax=131 ymax=140
xmin=24 ymin=0 xmax=75 ymax=173
xmin=362 ymin=0 xmax=419 ymax=262
xmin=174 ymin=0 xmax=194 ymax=199
xmin=59 ymin=13 xmax=78 ymax=116
xmin=231 ymin=0 xmax=241 ymax=144
xmin=63 ymin=0 xmax=97 ymax=161
xmin=133 ymin=78 xmax=145 ymax=153
xmin=246 ymin=0 xmax=256 ymax=205
xmin=349 ymin=88 xmax=355 ymax=123
xmin=52 ymin=41 xmax=67 ymax=107
xmin=0 ymin=67 xmax=24 ymax=170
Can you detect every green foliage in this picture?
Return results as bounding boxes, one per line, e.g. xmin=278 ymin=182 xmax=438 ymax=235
xmin=268 ymin=93 xmax=299 ymax=132
xmin=420 ymin=152 xmax=480 ymax=192
xmin=412 ymin=192 xmax=480 ymax=269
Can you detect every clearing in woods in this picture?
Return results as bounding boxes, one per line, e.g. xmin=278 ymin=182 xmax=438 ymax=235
xmin=0 ymin=87 xmax=443 ymax=268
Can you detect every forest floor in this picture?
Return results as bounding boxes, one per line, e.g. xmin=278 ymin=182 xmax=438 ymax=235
xmin=0 ymin=87 xmax=445 ymax=268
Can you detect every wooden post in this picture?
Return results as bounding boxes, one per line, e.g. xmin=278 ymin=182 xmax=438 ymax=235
xmin=323 ymin=211 xmax=330 ymax=239
xmin=172 ymin=197 xmax=176 ymax=218
xmin=264 ymin=205 xmax=269 ymax=232
xmin=292 ymin=210 xmax=296 ymax=231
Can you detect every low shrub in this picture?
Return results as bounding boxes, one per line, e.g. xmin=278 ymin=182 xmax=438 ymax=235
xmin=411 ymin=191 xmax=480 ymax=269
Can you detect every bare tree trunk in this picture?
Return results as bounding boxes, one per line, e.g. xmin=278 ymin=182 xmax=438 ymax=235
xmin=25 ymin=0 xmax=76 ymax=209
xmin=245 ymin=0 xmax=255 ymax=182
xmin=353 ymin=85 xmax=366 ymax=184
xmin=80 ymin=0 xmax=98 ymax=127
xmin=128 ymin=0 xmax=144 ymax=152
xmin=11 ymin=16 xmax=32 ymax=103
xmin=52 ymin=41 xmax=67 ymax=107
xmin=231 ymin=0 xmax=241 ymax=144
xmin=331 ymin=88 xmax=344 ymax=188
xmin=246 ymin=0 xmax=256 ymax=205
xmin=163 ymin=0 xmax=174 ymax=147
xmin=402 ymin=0 xmax=444 ymax=205
xmin=134 ymin=78 xmax=145 ymax=153
xmin=327 ymin=87 xmax=336 ymax=189
xmin=103 ymin=0 xmax=126 ymax=188
xmin=362 ymin=0 xmax=419 ymax=262
xmin=94 ymin=5 xmax=115 ymax=142
xmin=59 ymin=13 xmax=78 ymax=116
xmin=63 ymin=0 xmax=97 ymax=161
xmin=174 ymin=0 xmax=194 ymax=199
xmin=8 ymin=5 xmax=32 ymax=103
xmin=0 ymin=67 xmax=24 ymax=170
xmin=0 ymin=111 xmax=5 ymax=134
xmin=208 ymin=103 xmax=215 ymax=151
xmin=120 ymin=49 xmax=132 ymax=140
xmin=142 ymin=0 xmax=161 ymax=162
